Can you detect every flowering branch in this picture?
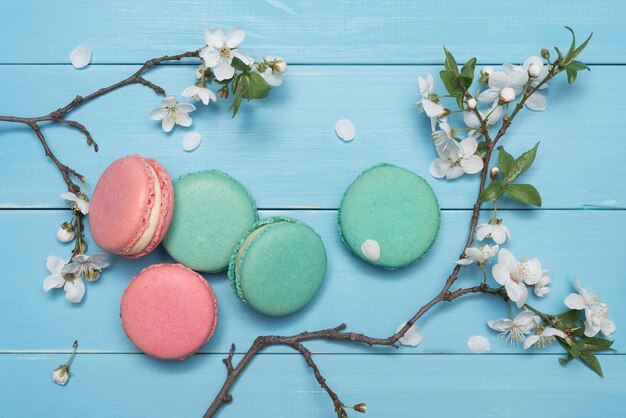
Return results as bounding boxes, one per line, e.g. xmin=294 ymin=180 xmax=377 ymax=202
xmin=1 ymin=27 xmax=286 ymax=304
xmin=203 ymin=27 xmax=614 ymax=417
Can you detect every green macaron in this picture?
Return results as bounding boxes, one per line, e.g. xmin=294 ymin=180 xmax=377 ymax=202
xmin=163 ymin=170 xmax=258 ymax=273
xmin=338 ymin=163 xmax=440 ymax=269
xmin=228 ymin=217 xmax=327 ymax=316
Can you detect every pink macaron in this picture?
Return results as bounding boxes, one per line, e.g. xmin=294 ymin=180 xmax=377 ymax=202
xmin=89 ymin=155 xmax=174 ymax=258
xmin=120 ymin=263 xmax=218 ymax=360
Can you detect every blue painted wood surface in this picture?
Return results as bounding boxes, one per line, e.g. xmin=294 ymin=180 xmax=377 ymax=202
xmin=0 ymin=1 xmax=623 ymax=417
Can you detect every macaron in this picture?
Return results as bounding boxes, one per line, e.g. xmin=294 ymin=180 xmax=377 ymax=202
xmin=229 ymin=217 xmax=327 ymax=316
xmin=338 ymin=163 xmax=440 ymax=269
xmin=90 ymin=155 xmax=174 ymax=258
xmin=120 ymin=263 xmax=218 ymax=360
xmin=163 ymin=170 xmax=258 ymax=272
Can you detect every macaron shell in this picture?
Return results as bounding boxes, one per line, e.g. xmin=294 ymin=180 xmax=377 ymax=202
xmin=126 ymin=158 xmax=174 ymax=259
xmin=90 ymin=155 xmax=173 ymax=257
xmin=163 ymin=170 xmax=258 ymax=273
xmin=230 ymin=217 xmax=327 ymax=316
xmin=338 ymin=163 xmax=440 ymax=269
xmin=120 ymin=263 xmax=218 ymax=360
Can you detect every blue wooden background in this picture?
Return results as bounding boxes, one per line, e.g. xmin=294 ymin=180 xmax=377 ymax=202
xmin=1 ymin=1 xmax=624 ymax=417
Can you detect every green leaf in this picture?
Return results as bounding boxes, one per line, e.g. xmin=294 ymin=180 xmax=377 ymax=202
xmin=565 ymin=60 xmax=591 ymax=84
xmin=439 ymin=69 xmax=459 ymax=97
xmin=559 ymin=353 xmax=574 ymax=365
xmin=497 ymin=146 xmax=514 ymax=175
xmin=477 ymin=141 xmax=487 ymax=154
xmin=505 ymin=184 xmax=542 ymax=207
xmin=480 ymin=181 xmax=505 ymax=202
xmin=443 ymin=47 xmax=459 ymax=74
xmin=556 ymin=309 xmax=581 ymax=329
xmin=579 ymin=350 xmax=604 ymax=377
xmin=458 ymin=57 xmax=477 ymax=90
xmin=244 ymin=72 xmax=271 ymax=100
xmin=230 ymin=57 xmax=251 ymax=72
xmin=503 ymin=142 xmax=540 ymax=184
xmin=559 ymin=27 xmax=593 ymax=68
xmin=582 ymin=336 xmax=614 ymax=348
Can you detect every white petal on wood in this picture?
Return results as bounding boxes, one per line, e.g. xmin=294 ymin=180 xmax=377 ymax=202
xmin=70 ymin=46 xmax=91 ymax=69
xmin=335 ymin=119 xmax=355 ymax=142
xmin=467 ymin=335 xmax=491 ymax=354
xmin=396 ymin=322 xmax=423 ymax=347
xmin=183 ymin=132 xmax=202 ymax=152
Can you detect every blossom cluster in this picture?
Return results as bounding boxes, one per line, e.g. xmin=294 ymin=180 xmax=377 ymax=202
xmin=414 ymin=29 xmax=614 ymax=376
xmin=44 ymin=192 xmax=110 ymax=303
xmin=149 ymin=27 xmax=287 ymax=132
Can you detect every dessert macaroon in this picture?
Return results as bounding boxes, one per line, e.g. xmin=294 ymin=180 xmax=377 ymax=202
xmin=228 ymin=217 xmax=327 ymax=316
xmin=89 ymin=155 xmax=174 ymax=258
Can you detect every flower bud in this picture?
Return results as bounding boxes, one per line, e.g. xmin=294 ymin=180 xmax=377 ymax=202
xmin=218 ymin=86 xmax=229 ymax=99
xmin=354 ymin=403 xmax=367 ymax=413
xmin=481 ymin=66 xmax=494 ymax=76
xmin=541 ymin=48 xmax=550 ymax=59
xmin=274 ymin=60 xmax=287 ymax=74
xmin=490 ymin=167 xmax=500 ymax=180
xmin=498 ymin=87 xmax=515 ymax=104
xmin=52 ymin=365 xmax=69 ymax=385
xmin=467 ymin=97 xmax=477 ymax=109
xmin=56 ymin=222 xmax=75 ymax=243
xmin=527 ymin=63 xmax=541 ymax=78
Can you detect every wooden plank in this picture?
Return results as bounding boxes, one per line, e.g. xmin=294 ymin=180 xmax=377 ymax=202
xmin=2 ymin=209 xmax=622 ymax=354
xmin=0 ymin=0 xmax=622 ymax=64
xmin=0 ymin=65 xmax=624 ymax=209
xmin=1 ymin=352 xmax=622 ymax=417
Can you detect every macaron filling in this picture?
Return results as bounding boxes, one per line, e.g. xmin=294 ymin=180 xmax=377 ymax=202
xmin=127 ymin=164 xmax=162 ymax=255
xmin=234 ymin=224 xmax=270 ymax=279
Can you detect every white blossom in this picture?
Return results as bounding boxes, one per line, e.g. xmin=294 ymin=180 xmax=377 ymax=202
xmin=429 ymin=136 xmax=483 ymax=180
xmin=492 ymin=249 xmax=542 ymax=308
xmin=417 ymin=74 xmax=445 ymax=131
xmin=456 ymin=244 xmax=498 ymax=266
xmin=148 ymin=95 xmax=196 ymax=133
xmin=564 ymin=277 xmax=615 ymax=337
xmin=467 ymin=336 xmax=491 ymax=354
xmin=52 ymin=365 xmax=69 ymax=385
xmin=396 ymin=322 xmax=423 ymax=347
xmin=534 ymin=270 xmax=551 ymax=298
xmin=199 ymin=27 xmax=253 ymax=81
xmin=42 ymin=255 xmax=86 ymax=304
xmin=181 ymin=85 xmax=216 ymax=106
xmin=477 ymin=67 xmax=528 ymax=104
xmin=463 ymin=102 xmax=504 ymax=130
xmin=487 ymin=311 xmax=538 ymax=344
xmin=475 ymin=218 xmax=511 ymax=244
xmin=431 ymin=122 xmax=458 ymax=154
xmin=521 ymin=56 xmax=549 ymax=111
xmin=63 ymin=253 xmax=110 ymax=282
xmin=60 ymin=192 xmax=89 ymax=215
xmin=523 ymin=327 xmax=566 ymax=349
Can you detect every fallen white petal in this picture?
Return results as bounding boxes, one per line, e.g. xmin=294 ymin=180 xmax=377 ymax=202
xmin=360 ymin=239 xmax=380 ymax=261
xmin=396 ymin=322 xmax=423 ymax=347
xmin=467 ymin=336 xmax=491 ymax=354
xmin=183 ymin=132 xmax=202 ymax=152
xmin=70 ymin=46 xmax=91 ymax=69
xmin=335 ymin=119 xmax=355 ymax=142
